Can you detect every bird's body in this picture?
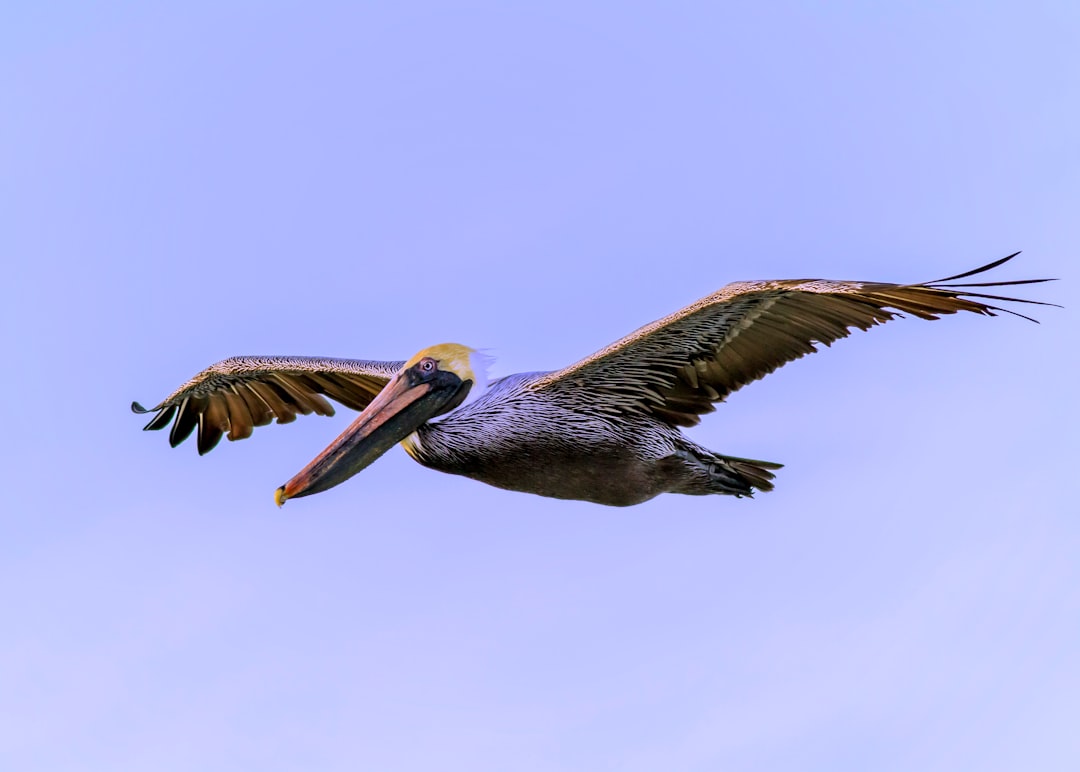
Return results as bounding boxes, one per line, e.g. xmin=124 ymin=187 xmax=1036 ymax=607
xmin=133 ymin=253 xmax=1052 ymax=507
xmin=400 ymin=372 xmax=775 ymax=506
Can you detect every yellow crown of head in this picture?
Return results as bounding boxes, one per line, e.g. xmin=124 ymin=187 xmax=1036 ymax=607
xmin=404 ymin=343 xmax=482 ymax=383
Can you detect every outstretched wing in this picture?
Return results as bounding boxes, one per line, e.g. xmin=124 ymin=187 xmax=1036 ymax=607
xmin=132 ymin=356 xmax=404 ymax=454
xmin=530 ymin=253 xmax=1055 ymax=427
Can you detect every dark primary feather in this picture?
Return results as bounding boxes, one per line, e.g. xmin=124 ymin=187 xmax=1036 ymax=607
xmin=132 ymin=356 xmax=404 ymax=455
xmin=532 ymin=253 xmax=1056 ymax=427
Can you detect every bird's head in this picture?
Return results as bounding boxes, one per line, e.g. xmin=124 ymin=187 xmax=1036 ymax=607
xmin=274 ymin=343 xmax=488 ymax=505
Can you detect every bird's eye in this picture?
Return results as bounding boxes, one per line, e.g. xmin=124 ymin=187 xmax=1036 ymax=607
xmin=420 ymin=358 xmax=436 ymax=373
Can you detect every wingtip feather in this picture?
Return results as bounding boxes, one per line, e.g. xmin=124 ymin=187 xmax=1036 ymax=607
xmin=928 ymin=251 xmax=1022 ymax=284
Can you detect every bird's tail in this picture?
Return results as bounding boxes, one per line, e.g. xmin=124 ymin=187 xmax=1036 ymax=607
xmin=716 ymin=453 xmax=783 ymax=493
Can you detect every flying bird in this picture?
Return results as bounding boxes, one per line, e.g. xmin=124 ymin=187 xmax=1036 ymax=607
xmin=133 ymin=253 xmax=1052 ymax=507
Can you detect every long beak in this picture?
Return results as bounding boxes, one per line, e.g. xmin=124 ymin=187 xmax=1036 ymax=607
xmin=275 ymin=370 xmax=464 ymax=506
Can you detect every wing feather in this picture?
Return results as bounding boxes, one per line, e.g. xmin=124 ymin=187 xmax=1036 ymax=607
xmin=235 ymin=384 xmax=274 ymax=428
xmin=132 ymin=356 xmax=404 ymax=454
xmin=220 ymin=390 xmax=254 ymax=441
xmin=531 ymin=253 xmax=1055 ymax=427
xmin=168 ymin=397 xmax=200 ymax=447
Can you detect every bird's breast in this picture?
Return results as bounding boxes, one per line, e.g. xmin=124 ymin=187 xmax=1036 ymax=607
xmin=406 ymin=392 xmax=681 ymax=506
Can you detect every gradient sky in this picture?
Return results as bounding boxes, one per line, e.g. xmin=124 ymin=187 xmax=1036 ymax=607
xmin=3 ymin=3 xmax=1078 ymax=771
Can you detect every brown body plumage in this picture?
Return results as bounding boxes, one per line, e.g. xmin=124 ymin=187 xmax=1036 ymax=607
xmin=133 ymin=253 xmax=1053 ymax=506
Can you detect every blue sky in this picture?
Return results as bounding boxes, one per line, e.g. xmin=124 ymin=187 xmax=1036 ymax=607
xmin=2 ymin=3 xmax=1077 ymax=770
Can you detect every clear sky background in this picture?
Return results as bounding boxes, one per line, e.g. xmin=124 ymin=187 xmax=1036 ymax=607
xmin=2 ymin=3 xmax=1077 ymax=770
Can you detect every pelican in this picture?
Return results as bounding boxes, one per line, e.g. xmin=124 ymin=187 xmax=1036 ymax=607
xmin=133 ymin=253 xmax=1051 ymax=507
